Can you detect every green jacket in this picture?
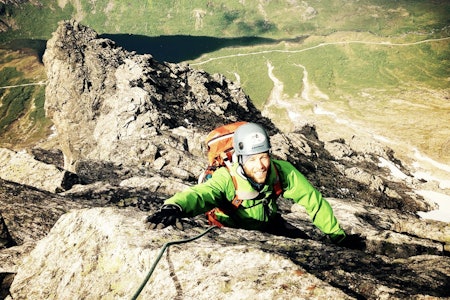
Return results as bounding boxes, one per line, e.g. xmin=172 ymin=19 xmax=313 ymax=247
xmin=165 ymin=159 xmax=346 ymax=241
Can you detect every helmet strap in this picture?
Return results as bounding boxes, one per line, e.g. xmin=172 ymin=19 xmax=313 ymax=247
xmin=237 ymin=154 xmax=244 ymax=165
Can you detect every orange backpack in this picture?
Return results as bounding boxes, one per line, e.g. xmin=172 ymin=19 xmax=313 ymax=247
xmin=198 ymin=121 xmax=248 ymax=183
xmin=199 ymin=122 xmax=283 ymax=227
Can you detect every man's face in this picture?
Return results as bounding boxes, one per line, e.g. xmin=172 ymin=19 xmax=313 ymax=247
xmin=242 ymin=152 xmax=271 ymax=184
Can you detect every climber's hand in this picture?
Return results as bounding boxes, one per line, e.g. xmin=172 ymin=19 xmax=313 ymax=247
xmin=336 ymin=233 xmax=366 ymax=250
xmin=146 ymin=204 xmax=183 ymax=230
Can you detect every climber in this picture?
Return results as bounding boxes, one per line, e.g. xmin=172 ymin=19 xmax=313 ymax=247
xmin=147 ymin=122 xmax=365 ymax=249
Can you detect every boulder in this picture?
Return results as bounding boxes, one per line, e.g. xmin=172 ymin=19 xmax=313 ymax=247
xmin=7 ymin=207 xmax=450 ymax=300
xmin=0 ymin=148 xmax=79 ymax=193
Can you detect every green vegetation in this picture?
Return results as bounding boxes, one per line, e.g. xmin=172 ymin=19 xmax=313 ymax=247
xmin=0 ymin=3 xmax=72 ymax=42
xmin=0 ymin=68 xmax=31 ymax=133
xmin=0 ymin=53 xmax=48 ymax=148
xmin=1 ymin=0 xmax=449 ymax=43
xmin=0 ymin=0 xmax=448 ymax=162
xmin=0 ymin=66 xmax=21 ymax=84
xmin=190 ymin=34 xmax=450 ymax=107
xmin=29 ymin=86 xmax=46 ymax=122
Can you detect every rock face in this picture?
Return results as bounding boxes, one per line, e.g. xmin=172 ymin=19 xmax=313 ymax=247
xmin=41 ymin=20 xmax=429 ymax=212
xmin=43 ymin=19 xmax=262 ymax=178
xmin=9 ymin=208 xmax=354 ymax=300
xmin=6 ymin=205 xmax=450 ymax=300
xmin=1 ymin=20 xmax=449 ymax=299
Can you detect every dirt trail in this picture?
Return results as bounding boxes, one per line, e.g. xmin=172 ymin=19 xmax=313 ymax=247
xmin=191 ymin=37 xmax=450 ymax=66
xmin=0 ymin=81 xmax=47 ymax=90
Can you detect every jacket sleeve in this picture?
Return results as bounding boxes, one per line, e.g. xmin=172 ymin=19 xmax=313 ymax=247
xmin=274 ymin=160 xmax=346 ymax=241
xmin=164 ymin=167 xmax=235 ymax=217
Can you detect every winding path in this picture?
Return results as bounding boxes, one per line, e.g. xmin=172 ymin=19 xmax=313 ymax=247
xmin=1 ymin=37 xmax=447 ymax=89
xmin=190 ymin=37 xmax=450 ymax=66
xmin=0 ymin=81 xmax=47 ymax=89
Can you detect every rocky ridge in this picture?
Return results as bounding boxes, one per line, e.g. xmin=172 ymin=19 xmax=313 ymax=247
xmin=0 ymin=20 xmax=449 ymax=299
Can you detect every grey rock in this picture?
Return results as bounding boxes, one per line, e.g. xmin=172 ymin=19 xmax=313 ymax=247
xmin=42 ymin=20 xmax=261 ymax=178
xmin=7 ymin=207 xmax=450 ymax=300
xmin=0 ymin=179 xmax=92 ymax=247
xmin=0 ymin=148 xmax=79 ymax=192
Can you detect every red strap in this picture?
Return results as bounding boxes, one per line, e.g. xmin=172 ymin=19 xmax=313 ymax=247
xmin=230 ymin=174 xmax=243 ymax=208
xmin=205 ymin=208 xmax=225 ymax=228
xmin=206 ymin=165 xmax=283 ymax=226
xmin=272 ymin=166 xmax=283 ymax=197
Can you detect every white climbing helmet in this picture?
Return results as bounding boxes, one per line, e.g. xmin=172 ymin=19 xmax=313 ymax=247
xmin=233 ymin=122 xmax=271 ymax=156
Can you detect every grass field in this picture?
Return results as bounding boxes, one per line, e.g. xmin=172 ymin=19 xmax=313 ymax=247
xmin=0 ymin=0 xmax=449 ymax=166
xmin=1 ymin=0 xmax=449 ymax=41
xmin=189 ymin=32 xmax=450 ymax=105
xmin=0 ymin=49 xmax=49 ymax=148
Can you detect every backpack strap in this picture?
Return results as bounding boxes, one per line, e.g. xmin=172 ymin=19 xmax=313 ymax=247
xmin=230 ymin=174 xmax=243 ymax=208
xmin=272 ymin=166 xmax=283 ymax=197
xmin=205 ymin=164 xmax=283 ymax=227
xmin=206 ymin=207 xmax=226 ymax=228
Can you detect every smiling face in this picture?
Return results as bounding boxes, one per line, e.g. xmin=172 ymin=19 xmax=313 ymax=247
xmin=242 ymin=152 xmax=271 ymax=184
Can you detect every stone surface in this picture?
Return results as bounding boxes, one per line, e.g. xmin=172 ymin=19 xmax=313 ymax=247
xmin=0 ymin=148 xmax=79 ymax=192
xmin=6 ymin=208 xmax=346 ymax=299
xmin=7 ymin=207 xmax=450 ymax=300
xmin=42 ymin=19 xmax=262 ymax=179
xmin=0 ymin=179 xmax=93 ymax=246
